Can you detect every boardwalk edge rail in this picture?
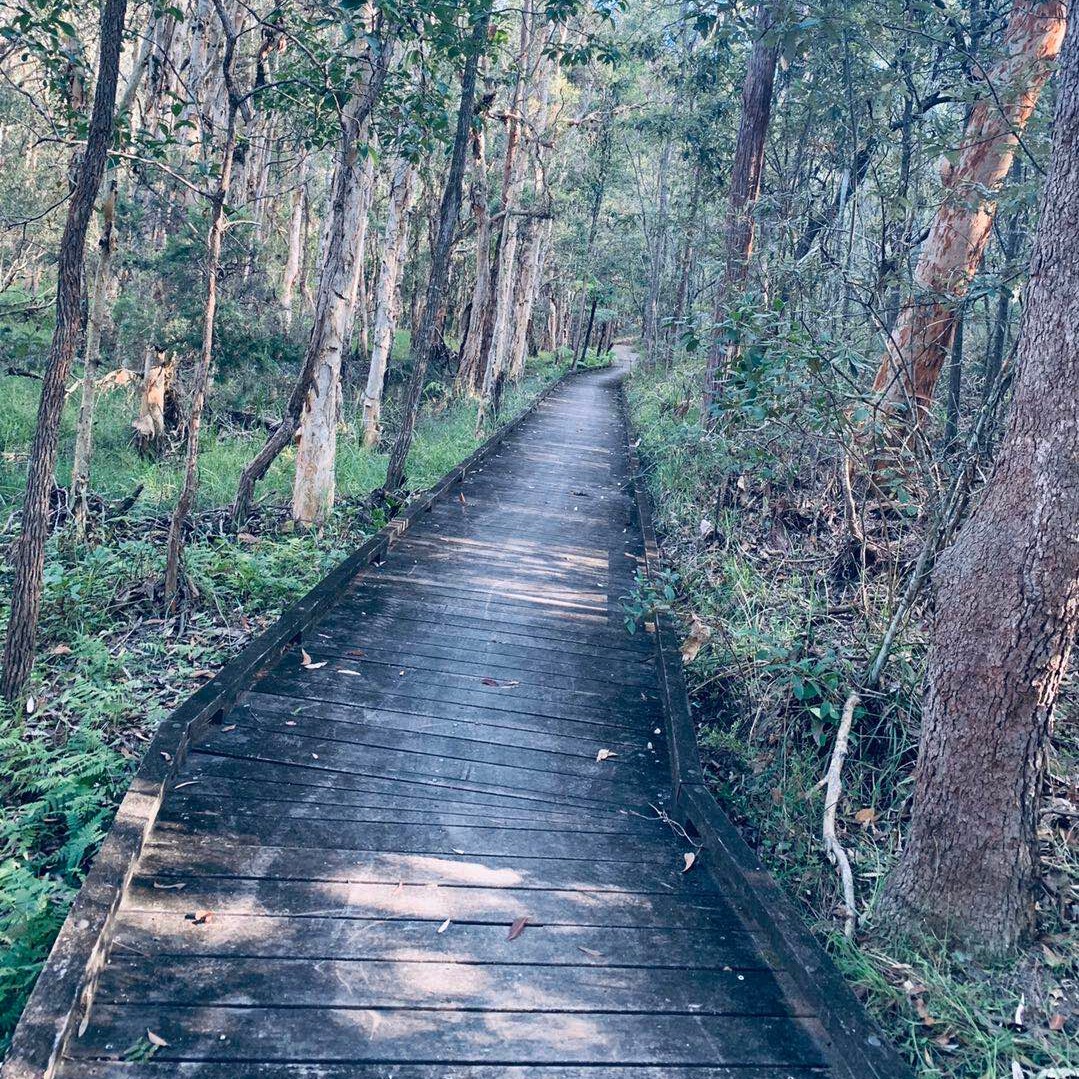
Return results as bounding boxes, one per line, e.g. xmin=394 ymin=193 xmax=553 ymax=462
xmin=620 ymin=384 xmax=914 ymax=1079
xmin=2 ymin=368 xmax=572 ymax=1079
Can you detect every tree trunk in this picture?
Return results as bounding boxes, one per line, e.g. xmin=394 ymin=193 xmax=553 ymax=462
xmin=985 ymin=161 xmax=1025 ymax=394
xmin=384 ymin=7 xmax=491 ymax=493
xmin=292 ymin=134 xmax=376 ymax=525
xmin=879 ymin=7 xmax=1079 ymax=956
xmin=455 ymin=123 xmax=493 ymax=394
xmin=362 ymin=158 xmax=415 ymax=447
xmin=943 ymin=304 xmax=964 ymax=447
xmin=871 ymin=0 xmax=1065 ymax=420
xmin=164 ymin=0 xmax=245 ymax=605
xmin=0 ymin=0 xmax=128 ymax=705
xmin=701 ymin=2 xmax=778 ymax=420
xmin=280 ymin=157 xmax=309 ymax=331
xmin=230 ymin=29 xmax=393 ymax=525
xmin=71 ymin=178 xmax=118 ymax=538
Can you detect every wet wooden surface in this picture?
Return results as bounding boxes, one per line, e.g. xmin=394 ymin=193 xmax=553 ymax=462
xmin=56 ymin=367 xmax=836 ymax=1077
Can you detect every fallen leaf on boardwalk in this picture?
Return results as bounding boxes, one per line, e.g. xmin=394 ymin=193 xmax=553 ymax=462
xmin=346 ymin=649 xmax=366 ymax=657
xmin=337 ymin=668 xmax=362 ymax=676
xmin=458 ymin=492 xmax=467 ymax=505
xmin=299 ymin=648 xmax=327 ymax=669
xmin=681 ymin=614 xmax=712 ymax=664
xmin=451 ymin=848 xmax=466 ymax=855
xmin=854 ymin=808 xmax=877 ymax=825
xmin=160 ymin=751 xmax=172 ymax=763
xmin=507 ymin=917 xmax=529 ymax=941
xmin=220 ymin=724 xmax=236 ymax=733
xmin=174 ymin=781 xmax=197 ymax=789
xmin=186 ymin=910 xmax=214 ymax=925
xmin=437 ymin=918 xmax=451 ymax=934
xmin=596 ymin=748 xmax=617 ymax=762
xmin=146 ymin=1030 xmax=169 ymax=1048
xmin=682 ymin=852 xmax=697 ymax=873
xmin=577 ymin=946 xmax=603 ymax=958
xmin=153 ymin=881 xmax=185 ymax=890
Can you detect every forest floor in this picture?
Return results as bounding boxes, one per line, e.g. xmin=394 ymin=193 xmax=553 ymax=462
xmin=624 ymin=349 xmax=1078 ymax=1079
xmin=0 ymin=344 xmax=580 ymax=1055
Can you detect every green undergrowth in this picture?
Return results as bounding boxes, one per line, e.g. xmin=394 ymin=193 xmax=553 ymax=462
xmin=0 ymin=350 xmax=567 ymax=1055
xmin=625 ymin=346 xmax=1077 ymax=1079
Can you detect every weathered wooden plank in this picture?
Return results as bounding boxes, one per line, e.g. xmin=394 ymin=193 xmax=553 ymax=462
xmin=121 ymin=876 xmax=735 ymax=929
xmin=193 ymin=728 xmax=662 ymax=806
xmin=137 ymin=839 xmax=712 ymax=893
xmin=62 ymin=1063 xmax=830 ymax=1079
xmin=150 ymin=811 xmax=684 ymax=862
xmin=206 ymin=709 xmax=660 ymax=780
xmin=95 ymin=957 xmax=794 ymax=1015
xmin=179 ymin=752 xmax=632 ymax=815
xmin=69 ymin=1007 xmax=829 ymax=1066
xmin=110 ymin=911 xmax=771 ymax=970
xmin=234 ymin=692 xmax=657 ymax=754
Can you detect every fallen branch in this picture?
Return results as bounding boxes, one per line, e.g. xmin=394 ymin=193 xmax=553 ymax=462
xmin=822 ymin=690 xmax=860 ymax=938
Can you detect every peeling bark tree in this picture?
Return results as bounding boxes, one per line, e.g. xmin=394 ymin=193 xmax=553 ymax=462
xmin=362 ymin=157 xmax=416 ymax=447
xmin=384 ymin=7 xmax=491 ymax=493
xmin=0 ymin=0 xmax=128 ymax=705
xmin=880 ymin=7 xmax=1079 ymax=955
xmin=701 ymin=2 xmax=778 ymax=421
xmin=280 ymin=157 xmax=309 ymax=331
xmin=871 ymin=0 xmax=1065 ymax=420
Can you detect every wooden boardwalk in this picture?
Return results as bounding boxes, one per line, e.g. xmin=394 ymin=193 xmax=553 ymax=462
xmin=10 ymin=364 xmax=910 ymax=1079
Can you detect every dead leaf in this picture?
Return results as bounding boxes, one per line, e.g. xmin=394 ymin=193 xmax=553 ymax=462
xmin=174 ymin=780 xmax=197 ymax=789
xmin=854 ymin=808 xmax=877 ymax=825
xmin=596 ymin=748 xmax=617 ymax=762
xmin=699 ymin=518 xmax=715 ymax=539
xmin=237 ymin=532 xmax=259 ymax=544
xmin=507 ymin=917 xmax=529 ymax=941
xmin=681 ymin=614 xmax=712 ymax=664
xmin=337 ymin=668 xmax=362 ymax=676
xmin=25 ymin=695 xmax=36 ymax=715
xmin=49 ymin=644 xmax=72 ymax=656
xmin=1049 ymin=1013 xmax=1066 ymax=1032
xmin=146 ymin=1030 xmax=169 ymax=1048
xmin=346 ymin=649 xmax=366 ymax=657
xmin=160 ymin=751 xmax=172 ymax=763
xmin=152 ymin=881 xmax=186 ymax=890
xmin=299 ymin=648 xmax=327 ymax=670
xmin=186 ymin=910 xmax=213 ymax=925
xmin=577 ymin=946 xmax=603 ymax=958
xmin=220 ymin=724 xmax=236 ymax=733
xmin=437 ymin=918 xmax=451 ymax=934
xmin=682 ymin=852 xmax=697 ymax=873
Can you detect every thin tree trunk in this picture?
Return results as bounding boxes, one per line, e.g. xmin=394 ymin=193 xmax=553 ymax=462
xmin=362 ymin=157 xmax=415 ymax=447
xmin=164 ymin=0 xmax=246 ymax=604
xmin=701 ymin=2 xmax=778 ymax=420
xmin=280 ymin=157 xmax=308 ymax=331
xmin=384 ymin=7 xmax=491 ymax=493
xmin=455 ymin=123 xmax=493 ymax=394
xmin=1 ymin=0 xmax=128 ymax=705
xmin=71 ymin=178 xmax=118 ymax=538
xmin=986 ymin=161 xmax=1025 ymax=394
xmin=944 ymin=304 xmax=964 ymax=447
xmin=576 ymin=295 xmax=598 ymax=368
xmin=880 ymin=8 xmax=1079 ymax=953
xmin=871 ymin=0 xmax=1065 ymax=420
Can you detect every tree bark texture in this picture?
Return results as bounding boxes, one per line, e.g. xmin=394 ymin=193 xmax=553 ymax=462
xmin=701 ymin=2 xmax=778 ymax=420
xmin=1 ymin=0 xmax=128 ymax=704
xmin=362 ymin=158 xmax=415 ymax=447
xmin=871 ymin=0 xmax=1065 ymax=420
xmin=880 ymin=7 xmax=1079 ymax=955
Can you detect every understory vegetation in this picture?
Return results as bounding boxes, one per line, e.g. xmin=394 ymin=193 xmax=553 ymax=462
xmin=627 ymin=345 xmax=1078 ymax=1078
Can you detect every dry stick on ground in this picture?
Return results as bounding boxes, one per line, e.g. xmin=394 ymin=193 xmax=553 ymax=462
xmin=822 ymin=690 xmax=860 ymax=938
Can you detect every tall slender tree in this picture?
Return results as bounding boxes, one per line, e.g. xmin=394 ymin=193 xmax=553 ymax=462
xmin=1 ymin=0 xmax=129 ymax=704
